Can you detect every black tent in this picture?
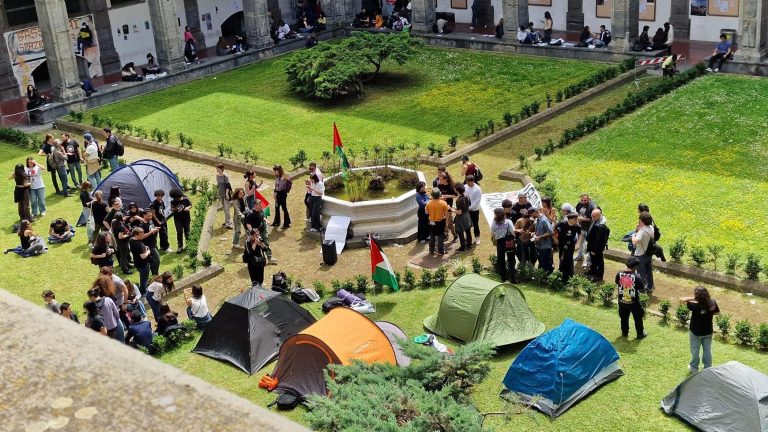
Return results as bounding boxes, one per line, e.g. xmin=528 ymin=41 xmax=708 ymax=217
xmin=192 ymin=286 xmax=316 ymax=374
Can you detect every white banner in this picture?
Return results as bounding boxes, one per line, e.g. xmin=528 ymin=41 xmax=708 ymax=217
xmin=479 ymin=183 xmax=542 ymax=227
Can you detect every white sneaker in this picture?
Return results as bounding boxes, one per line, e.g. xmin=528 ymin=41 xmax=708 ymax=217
xmin=705 ymin=67 xmax=713 ymax=72
xmin=268 ymin=258 xmax=278 ymax=265
xmin=309 ymin=228 xmax=319 ymax=233
xmin=475 ymin=239 xmax=481 ymax=245
xmin=163 ymin=248 xmax=173 ymax=253
xmin=41 ymin=211 xmax=46 ymax=216
xmin=713 ymin=68 xmax=719 ymax=72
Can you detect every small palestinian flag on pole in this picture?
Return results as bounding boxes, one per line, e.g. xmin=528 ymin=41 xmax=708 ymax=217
xmin=370 ymin=234 xmax=399 ymax=292
xmin=333 ymin=122 xmax=350 ymax=179
xmin=255 ymin=189 xmax=270 ymax=218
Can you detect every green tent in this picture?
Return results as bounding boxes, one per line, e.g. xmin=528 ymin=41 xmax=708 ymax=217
xmin=423 ymin=274 xmax=545 ymax=347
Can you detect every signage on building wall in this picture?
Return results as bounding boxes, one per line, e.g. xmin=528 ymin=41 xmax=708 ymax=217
xmin=4 ymin=14 xmax=103 ymax=96
xmin=639 ymin=0 xmax=656 ymax=21
xmin=596 ymin=0 xmax=612 ymax=18
xmin=691 ymin=0 xmax=739 ymax=17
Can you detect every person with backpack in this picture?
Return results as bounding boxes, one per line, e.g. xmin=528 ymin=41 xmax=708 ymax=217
xmin=632 ymin=211 xmax=656 ymax=293
xmin=38 ymin=134 xmax=61 ymax=195
xmin=460 ymin=154 xmax=482 ymax=184
xmin=102 ymin=128 xmax=123 ymax=172
xmin=616 ymin=257 xmax=647 ymax=339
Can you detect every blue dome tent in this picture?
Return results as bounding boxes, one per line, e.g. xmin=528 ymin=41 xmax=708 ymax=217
xmin=94 ymin=160 xmax=181 ymax=217
xmin=501 ymin=319 xmax=623 ymax=417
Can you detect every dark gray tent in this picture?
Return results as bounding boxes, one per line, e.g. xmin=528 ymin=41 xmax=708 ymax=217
xmin=94 ymin=159 xmax=181 ymax=217
xmin=661 ymin=361 xmax=768 ymax=432
xmin=192 ymin=287 xmax=316 ymax=374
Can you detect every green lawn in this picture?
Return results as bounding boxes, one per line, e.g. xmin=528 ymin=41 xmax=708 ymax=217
xmin=89 ymin=48 xmax=608 ymax=165
xmin=161 ymin=282 xmax=766 ymax=431
xmin=0 ymin=143 xmax=186 ymax=309
xmin=535 ymin=75 xmax=768 ymax=273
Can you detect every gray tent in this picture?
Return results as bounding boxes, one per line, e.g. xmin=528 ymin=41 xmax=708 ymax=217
xmin=94 ymin=159 xmax=181 ymax=217
xmin=661 ymin=361 xmax=768 ymax=432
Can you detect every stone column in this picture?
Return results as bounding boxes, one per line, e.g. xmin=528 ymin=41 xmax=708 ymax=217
xmin=737 ymin=0 xmax=768 ymax=60
xmin=328 ymin=0 xmax=356 ymax=26
xmin=34 ymin=0 xmax=84 ymax=102
xmin=503 ymin=0 xmax=529 ymax=38
xmin=611 ymin=0 xmax=639 ymax=51
xmin=668 ymin=0 xmax=690 ymax=39
xmin=86 ymin=0 xmax=121 ymax=75
xmin=147 ymin=0 xmax=186 ymax=73
xmin=184 ymin=0 xmax=207 ymax=49
xmin=411 ymin=0 xmax=436 ymax=33
xmin=566 ymin=0 xmax=584 ymax=32
xmin=0 ymin=12 xmax=21 ymax=100
xmin=243 ymin=0 xmax=275 ymax=50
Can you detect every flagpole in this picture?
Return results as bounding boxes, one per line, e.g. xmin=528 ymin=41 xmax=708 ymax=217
xmin=368 ymin=232 xmax=377 ymax=315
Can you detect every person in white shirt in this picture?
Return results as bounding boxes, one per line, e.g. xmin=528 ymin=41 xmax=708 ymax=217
xmin=305 ymin=162 xmax=323 ymax=221
xmin=631 ymin=212 xmax=656 ymax=292
xmin=82 ymin=133 xmax=101 ymax=186
xmin=26 ymin=157 xmax=46 ymax=217
xmin=465 ymin=174 xmax=483 ymax=244
xmin=277 ymin=21 xmax=291 ymax=40
xmin=184 ymin=285 xmax=212 ymax=328
xmin=306 ymin=173 xmax=324 ymax=232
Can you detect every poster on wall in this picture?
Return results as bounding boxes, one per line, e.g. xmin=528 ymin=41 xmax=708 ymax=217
xmin=596 ymin=0 xmax=612 ymax=18
xmin=451 ymin=0 xmax=468 ymax=9
xmin=4 ymin=14 xmax=102 ymax=96
xmin=707 ymin=0 xmax=739 ymax=16
xmin=639 ymin=0 xmax=656 ymax=20
xmin=528 ymin=0 xmax=552 ymax=5
xmin=690 ymin=0 xmax=707 ymax=15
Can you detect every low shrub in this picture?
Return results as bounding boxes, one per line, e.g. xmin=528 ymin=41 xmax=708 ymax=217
xmin=471 ymin=257 xmax=483 ymax=274
xmin=715 ymin=314 xmax=731 ymax=338
xmin=532 ymin=268 xmax=549 ymax=286
xmin=354 ymin=274 xmax=369 ymax=293
xmin=757 ymin=323 xmax=768 ymax=350
xmin=546 ymin=271 xmax=565 ymax=292
xmin=403 ymin=267 xmax=416 ymax=291
xmin=433 ymin=265 xmax=448 ymax=286
xmin=171 ymin=264 xmax=184 ymax=281
xmin=724 ymin=253 xmax=740 ymax=275
xmin=147 ymin=320 xmax=198 ymax=357
xmin=313 ymin=281 xmax=327 ymax=298
xmin=566 ymin=275 xmax=591 ymax=300
xmin=420 ymin=269 xmax=433 ymax=289
xmin=675 ymin=304 xmax=691 ymax=327
xmin=0 ymin=127 xmax=35 ymax=148
xmin=451 ymin=259 xmax=467 ymax=277
xmin=707 ymin=244 xmax=724 ymax=271
xmin=734 ymin=320 xmax=754 ymax=345
xmin=659 ymin=299 xmax=671 ymax=322
xmin=488 ymin=254 xmax=497 ymax=272
xmin=689 ymin=245 xmax=707 ymax=267
xmin=201 ymin=251 xmax=212 ymax=267
xmin=517 ymin=264 xmax=534 ymax=282
xmin=599 ymin=283 xmax=614 ymax=307
xmin=639 ymin=293 xmax=649 ymax=311
xmin=743 ymin=253 xmax=762 ymax=281
xmin=669 ymin=237 xmax=687 ymax=263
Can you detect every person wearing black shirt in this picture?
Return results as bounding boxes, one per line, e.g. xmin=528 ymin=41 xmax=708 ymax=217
xmin=90 ymin=191 xmax=108 ymax=244
xmin=149 ymin=189 xmax=171 ymax=252
xmin=680 ymin=287 xmax=720 ymax=372
xmin=169 ymin=188 xmax=192 ymax=253
xmin=615 ymin=257 xmax=647 ymax=339
xmin=245 ymin=230 xmax=267 ymax=286
xmin=38 ymin=134 xmax=61 ymax=194
xmin=510 ymin=193 xmax=532 ymax=224
xmin=90 ymin=231 xmax=115 ymax=269
xmin=586 ymin=209 xmax=609 ymax=282
xmin=556 ymin=213 xmax=580 ymax=283
xmin=62 ymin=133 xmax=82 ymax=187
xmin=129 ymin=227 xmax=151 ymax=295
xmin=244 ymin=200 xmax=275 ymax=263
xmin=136 ymin=210 xmax=161 ymax=276
xmin=111 ymin=211 xmax=133 ymax=275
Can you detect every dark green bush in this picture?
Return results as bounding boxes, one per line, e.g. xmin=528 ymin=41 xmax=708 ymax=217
xmin=659 ymin=300 xmax=672 ymax=322
xmin=757 ymin=323 xmax=768 ymax=350
xmin=724 ymin=253 xmax=740 ymax=275
xmin=676 ymin=304 xmax=691 ymax=327
xmin=715 ymin=314 xmax=731 ymax=338
xmin=403 ymin=267 xmax=416 ymax=291
xmin=734 ymin=320 xmax=754 ymax=345
xmin=670 ymin=237 xmax=687 ymax=263
xmin=743 ymin=253 xmax=762 ymax=280
xmin=0 ymin=127 xmax=34 ymax=148
xmin=471 ymin=257 xmax=483 ymax=274
xmin=600 ymin=283 xmax=614 ymax=307
xmin=433 ymin=265 xmax=448 ymax=286
xmin=420 ymin=269 xmax=433 ymax=289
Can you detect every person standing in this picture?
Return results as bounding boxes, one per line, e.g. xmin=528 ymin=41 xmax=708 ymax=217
xmin=305 ymin=162 xmax=323 ymax=220
xmin=663 ymin=22 xmax=674 ymax=55
xmin=51 ymin=140 xmax=71 ymax=196
xmin=38 ymin=134 xmax=61 ymax=195
xmin=245 ymin=229 xmax=267 ymax=286
xmin=9 ymin=163 xmax=32 ymax=222
xmin=216 ymin=164 xmax=234 ymax=229
xmin=510 ymin=192 xmax=532 ymax=223
xmin=470 ymin=0 xmax=484 ymax=30
xmin=465 ymin=175 xmax=482 ymax=245
xmin=62 ymin=133 xmax=82 ymax=187
xmin=149 ymin=189 xmax=171 ymax=253
xmin=231 ymin=188 xmax=247 ymax=249
xmin=137 ymin=210 xmax=161 ymax=276
xmin=616 ymin=257 xmax=647 ymax=339
xmin=459 ymin=155 xmax=480 ymax=183
xmin=632 ymin=212 xmax=655 ymax=293
xmin=111 ymin=211 xmax=133 ymax=275
xmin=575 ymin=193 xmax=597 ymax=265
xmin=82 ymin=133 xmax=101 ymax=186
xmin=169 ymin=188 xmax=192 ymax=253
xmin=542 ymin=11 xmax=553 ymax=42
xmin=514 ymin=209 xmax=536 ymax=267
xmin=90 ymin=191 xmax=108 ymax=245
xmin=425 ymin=188 xmax=449 ymax=255
xmin=556 ymin=213 xmax=580 ymax=283
xmin=415 ymin=181 xmax=430 ymax=244
xmin=531 ymin=207 xmax=554 ymax=274
xmin=586 ymin=209 xmax=609 ymax=282
xmin=102 ymin=128 xmax=121 ymax=172
xmin=453 ymin=183 xmax=472 ymax=252
xmin=491 ymin=208 xmax=517 ymax=283
xmin=271 ymin=165 xmax=291 ymax=228
xmin=129 ymin=226 xmax=151 ymax=295
xmin=26 ymin=157 xmax=46 ymax=218
xmin=306 ymin=173 xmax=324 ymax=233
xmin=680 ymin=287 xmax=720 ymax=372
xmin=243 ymin=170 xmax=263 ymax=211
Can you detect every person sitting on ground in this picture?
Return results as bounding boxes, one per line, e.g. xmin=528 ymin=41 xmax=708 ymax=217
xmin=579 ymin=25 xmax=595 ymax=46
xmin=184 ymin=39 xmax=199 ymax=63
xmin=80 ymin=79 xmax=97 ymax=97
xmin=155 ymin=302 xmax=179 ymax=335
xmin=495 ymin=18 xmax=504 ymax=39
xmin=49 ymin=217 xmax=73 ymax=241
xmin=26 ymin=85 xmax=49 ymax=110
xmin=517 ymin=26 xmax=533 ymax=44
xmin=392 ymin=12 xmax=410 ymax=31
xmin=706 ymin=33 xmax=733 ymax=72
xmin=355 ymin=8 xmax=372 ymax=27
xmin=527 ymin=22 xmax=542 ymax=43
xmin=216 ymin=36 xmax=236 ymax=56
xmin=121 ymin=62 xmax=143 ymax=82
xmin=652 ymin=27 xmax=667 ymax=50
xmin=593 ymin=25 xmax=611 ymax=47
xmin=315 ymin=11 xmax=327 ymax=31
xmin=60 ymin=302 xmax=79 ymax=323
xmin=234 ymin=34 xmax=249 ymax=52
xmin=143 ymin=53 xmax=163 ymax=75
xmin=276 ymin=20 xmax=294 ymax=40
xmin=184 ymin=285 xmax=212 ymax=328
xmin=298 ymin=16 xmax=314 ymax=33
xmin=632 ymin=25 xmax=651 ymax=52
xmin=125 ymin=310 xmax=155 ymax=349
xmin=42 ymin=290 xmax=61 ymax=314
xmin=7 ymin=219 xmax=45 ymax=257
xmin=375 ymin=10 xmax=386 ymax=29
xmin=83 ymin=300 xmax=107 ymax=335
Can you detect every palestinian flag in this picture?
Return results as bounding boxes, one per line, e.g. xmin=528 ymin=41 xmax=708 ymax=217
xmin=333 ymin=122 xmax=350 ymax=179
xmin=370 ymin=234 xmax=399 ymax=292
xmin=255 ymin=189 xmax=270 ymax=218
